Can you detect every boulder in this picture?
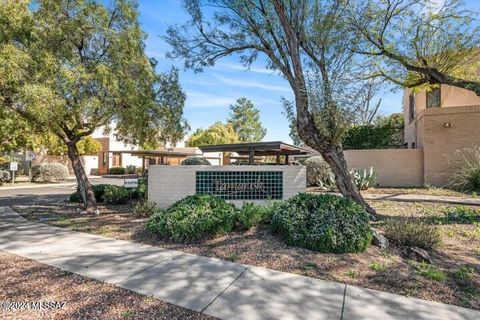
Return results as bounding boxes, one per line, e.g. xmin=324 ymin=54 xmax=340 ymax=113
xmin=404 ymin=247 xmax=432 ymax=264
xmin=371 ymin=229 xmax=389 ymax=249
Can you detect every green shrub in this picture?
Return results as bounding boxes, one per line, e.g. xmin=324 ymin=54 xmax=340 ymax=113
xmin=270 ymin=193 xmax=372 ymax=253
xmin=69 ymin=191 xmax=81 ymax=203
xmin=103 ymin=185 xmax=131 ymax=204
xmin=92 ymin=184 xmax=109 ymax=202
xmin=383 ymin=218 xmax=441 ymax=250
xmin=147 ymin=194 xmax=236 ymax=242
xmin=130 ymin=179 xmax=147 ymax=199
xmin=133 ymin=200 xmax=156 ymax=217
xmin=442 ymin=206 xmax=480 ymax=224
xmin=303 ymin=156 xmax=335 ymax=189
xmin=109 ymin=167 xmax=126 ymax=175
xmin=342 ymin=114 xmax=404 ymax=150
xmin=449 ymin=147 xmax=480 ymax=192
xmin=31 ymin=163 xmax=68 ymax=182
xmin=235 ymin=202 xmax=272 ymax=230
xmin=181 ymin=157 xmax=211 ymax=165
xmin=0 ymin=170 xmax=10 ymax=185
xmin=351 ymin=167 xmax=378 ymax=190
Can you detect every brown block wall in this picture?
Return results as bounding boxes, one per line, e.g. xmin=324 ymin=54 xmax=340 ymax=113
xmin=419 ymin=105 xmax=480 ymax=186
xmin=344 ymin=149 xmax=424 ymax=187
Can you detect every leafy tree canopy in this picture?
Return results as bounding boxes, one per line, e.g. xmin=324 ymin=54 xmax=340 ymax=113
xmin=0 ymin=0 xmax=188 ymax=210
xmin=349 ymin=0 xmax=480 ymax=95
xmin=187 ymin=122 xmax=240 ymax=147
xmin=343 ymin=114 xmax=404 ymax=150
xmin=227 ymin=98 xmax=266 ymax=142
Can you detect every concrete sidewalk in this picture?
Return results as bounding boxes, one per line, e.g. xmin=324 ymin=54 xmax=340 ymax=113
xmin=0 ymin=207 xmax=478 ymax=320
xmin=362 ymin=193 xmax=480 ymax=206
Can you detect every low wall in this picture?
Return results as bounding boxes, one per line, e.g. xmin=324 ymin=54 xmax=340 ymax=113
xmin=344 ymin=149 xmax=424 ymax=187
xmin=148 ymin=165 xmax=306 ymax=208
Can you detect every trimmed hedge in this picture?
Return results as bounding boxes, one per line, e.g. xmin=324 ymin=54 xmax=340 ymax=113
xmin=109 ymin=167 xmax=125 ymax=175
xmin=31 ymin=163 xmax=68 ymax=182
xmin=147 ymin=194 xmax=236 ymax=242
xmin=271 ymin=193 xmax=372 ymax=253
xmin=181 ymin=157 xmax=211 ymax=165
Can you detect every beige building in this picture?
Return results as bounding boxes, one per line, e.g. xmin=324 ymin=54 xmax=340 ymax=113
xmin=402 ymin=84 xmax=480 ymax=185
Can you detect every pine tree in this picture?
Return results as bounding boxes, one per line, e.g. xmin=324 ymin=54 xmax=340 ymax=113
xmin=227 ymin=98 xmax=266 ymax=143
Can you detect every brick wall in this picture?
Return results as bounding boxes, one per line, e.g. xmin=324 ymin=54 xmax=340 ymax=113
xmin=148 ymin=165 xmax=306 ymax=208
xmin=419 ymin=105 xmax=480 ymax=186
xmin=344 ymin=149 xmax=424 ymax=187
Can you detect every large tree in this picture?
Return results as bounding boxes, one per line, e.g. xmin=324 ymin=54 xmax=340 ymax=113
xmin=187 ymin=122 xmax=240 ymax=147
xmin=348 ymin=0 xmax=480 ymax=94
xmin=0 ymin=0 xmax=188 ymax=211
xmin=227 ymin=98 xmax=266 ymax=142
xmin=166 ymin=0 xmax=377 ymax=215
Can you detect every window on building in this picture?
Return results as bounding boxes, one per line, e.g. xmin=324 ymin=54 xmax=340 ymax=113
xmin=408 ymin=93 xmax=415 ymax=122
xmin=426 ymin=87 xmax=441 ymax=108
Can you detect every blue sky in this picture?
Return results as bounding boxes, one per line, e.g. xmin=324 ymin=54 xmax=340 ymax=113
xmin=137 ymin=0 xmax=480 ymax=143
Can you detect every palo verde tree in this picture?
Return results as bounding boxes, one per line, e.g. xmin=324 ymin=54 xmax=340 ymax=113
xmin=166 ymin=0 xmax=377 ymax=215
xmin=0 ymin=0 xmax=188 ymax=211
xmin=227 ymin=98 xmax=266 ymax=142
xmin=348 ymin=0 xmax=480 ymax=95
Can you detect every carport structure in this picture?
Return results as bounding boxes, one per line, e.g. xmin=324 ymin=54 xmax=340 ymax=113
xmin=198 ymin=141 xmax=311 ymax=165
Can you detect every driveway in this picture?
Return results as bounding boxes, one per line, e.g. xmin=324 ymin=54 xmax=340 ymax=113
xmin=0 ymin=177 xmax=123 ymax=206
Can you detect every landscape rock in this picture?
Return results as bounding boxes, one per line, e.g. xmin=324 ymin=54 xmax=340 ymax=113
xmin=404 ymin=247 xmax=432 ymax=264
xmin=371 ymin=229 xmax=389 ymax=249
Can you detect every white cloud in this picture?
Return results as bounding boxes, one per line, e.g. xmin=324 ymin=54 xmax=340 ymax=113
xmin=213 ymin=74 xmax=290 ymax=93
xmin=220 ymin=62 xmax=276 ymax=75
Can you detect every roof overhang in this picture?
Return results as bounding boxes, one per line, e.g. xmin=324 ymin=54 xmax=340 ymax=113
xmin=198 ymin=141 xmax=311 ymax=156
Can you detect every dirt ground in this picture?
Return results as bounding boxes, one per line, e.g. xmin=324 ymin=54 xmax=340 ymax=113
xmin=14 ymin=200 xmax=480 ymax=310
xmin=0 ymin=250 xmax=215 ymax=320
xmin=307 ymin=186 xmax=474 ymax=197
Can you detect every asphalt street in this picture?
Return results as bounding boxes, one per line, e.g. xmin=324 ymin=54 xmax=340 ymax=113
xmin=0 ymin=178 xmax=123 ymax=206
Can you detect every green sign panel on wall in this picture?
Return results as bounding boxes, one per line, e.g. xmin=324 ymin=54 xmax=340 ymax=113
xmin=196 ymin=171 xmax=283 ymax=200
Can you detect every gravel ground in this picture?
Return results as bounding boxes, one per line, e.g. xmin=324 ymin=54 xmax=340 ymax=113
xmin=14 ymin=200 xmax=480 ymax=310
xmin=0 ymin=251 xmax=216 ymax=320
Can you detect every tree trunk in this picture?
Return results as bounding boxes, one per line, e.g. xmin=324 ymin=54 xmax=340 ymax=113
xmin=66 ymin=141 xmax=96 ymax=212
xmin=322 ymin=145 xmax=376 ymax=218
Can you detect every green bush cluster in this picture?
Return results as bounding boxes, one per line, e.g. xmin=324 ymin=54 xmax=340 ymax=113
xmin=342 ymin=114 xmax=404 ymax=150
xmin=69 ymin=182 xmax=146 ymax=205
xmin=442 ymin=206 xmax=480 ymax=224
xmin=31 ymin=163 xmax=68 ymax=182
xmin=383 ymin=218 xmax=441 ymax=250
xmin=147 ymin=194 xmax=237 ymax=242
xmin=0 ymin=170 xmax=10 ymax=185
xmin=133 ymin=200 xmax=156 ymax=217
xmin=235 ymin=202 xmax=272 ymax=230
xmin=181 ymin=157 xmax=211 ymax=165
xmin=109 ymin=167 xmax=126 ymax=175
xmin=271 ymin=193 xmax=372 ymax=253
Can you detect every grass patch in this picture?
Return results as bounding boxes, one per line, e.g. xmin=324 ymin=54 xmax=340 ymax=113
xmin=411 ymin=262 xmax=447 ymax=282
xmin=370 ymin=262 xmax=387 ymax=272
xmin=455 ymin=266 xmax=475 ymax=281
xmin=225 ymin=251 xmax=238 ymax=262
xmin=346 ymin=270 xmax=358 ymax=278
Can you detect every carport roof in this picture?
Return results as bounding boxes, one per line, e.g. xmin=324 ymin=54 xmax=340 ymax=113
xmin=198 ymin=141 xmax=311 ymax=156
